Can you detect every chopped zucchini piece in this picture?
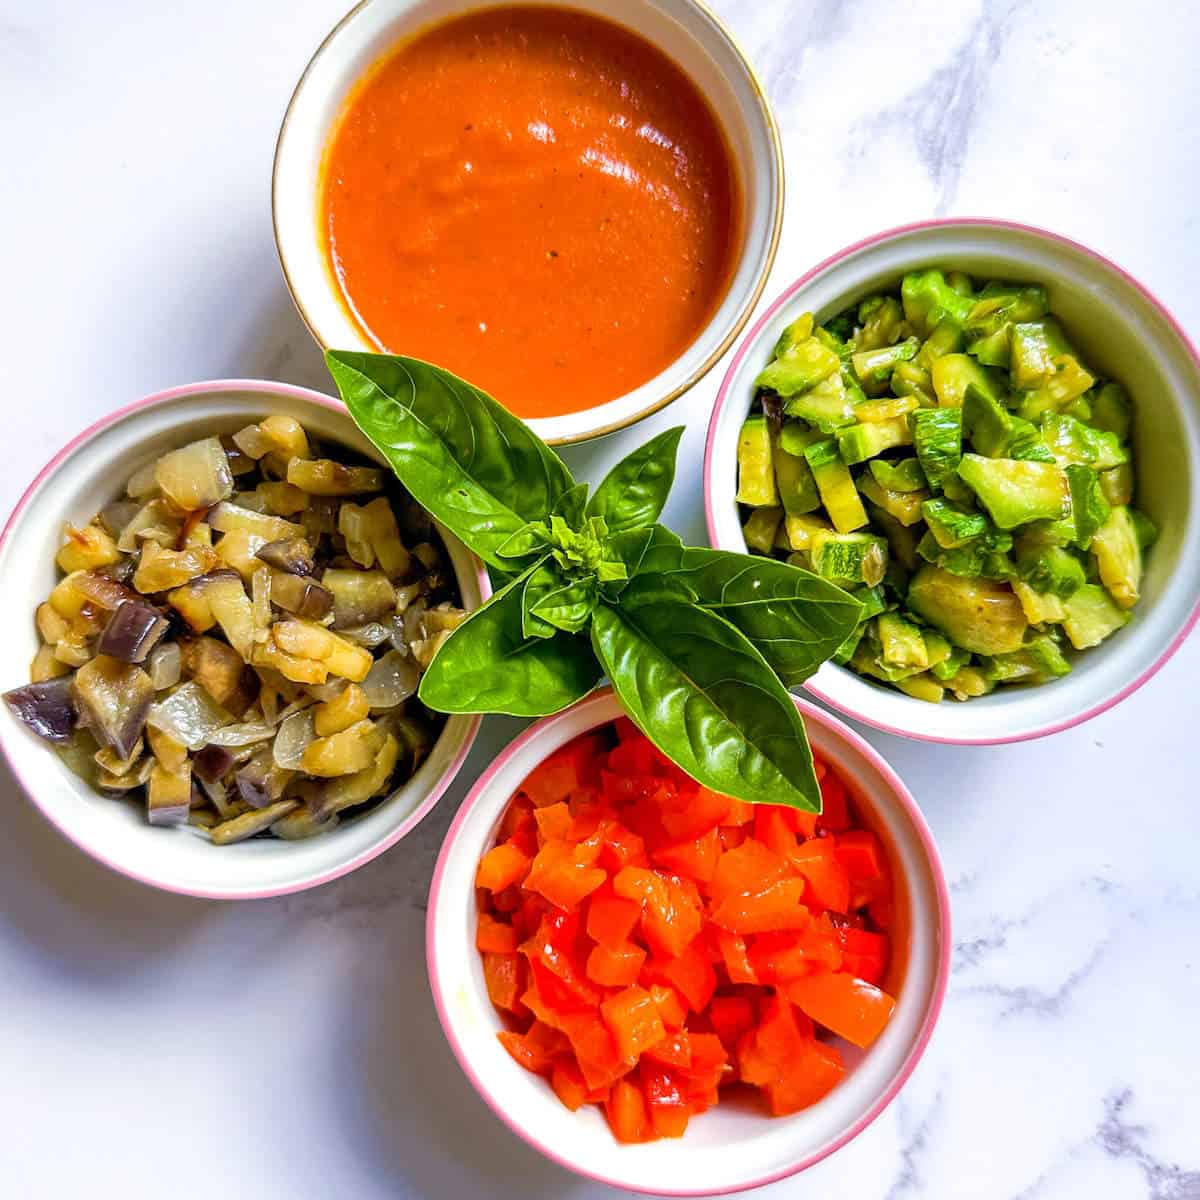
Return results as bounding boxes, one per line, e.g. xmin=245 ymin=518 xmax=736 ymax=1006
xmin=946 ymin=271 xmax=974 ymax=296
xmin=804 ymin=440 xmax=868 ymax=533
xmin=931 ymin=354 xmax=1006 ymax=409
xmin=1065 ymin=464 xmax=1111 ymax=547
xmin=913 ymin=320 xmax=965 ymax=371
xmin=912 ymin=408 xmax=963 ymax=493
xmin=877 ymin=612 xmax=928 ymax=669
xmin=866 ymin=503 xmax=920 ymax=570
xmin=783 ymin=372 xmax=857 ymax=430
xmin=778 ymin=422 xmax=823 ymax=457
xmin=1090 ymin=505 xmax=1142 ymax=609
xmin=1091 ymin=382 xmax=1132 ymax=440
xmin=963 ymin=384 xmax=1054 ymax=462
xmin=782 ymin=512 xmax=833 ymax=551
xmin=929 ymin=644 xmax=970 ymax=681
xmin=858 ymin=474 xmax=926 ymax=526
xmin=855 ymin=394 xmax=921 ymax=423
xmin=736 ymin=417 xmax=777 ymax=506
xmin=895 ymin=673 xmax=945 ymax=703
xmin=772 ymin=434 xmax=821 ymax=515
xmin=811 ymin=531 xmax=888 ymax=587
xmin=945 ymin=664 xmax=994 ymax=699
xmin=921 ymin=498 xmax=988 ymax=549
xmin=1015 ymin=540 xmax=1086 ymax=598
xmin=756 ymin=334 xmax=840 ymax=397
xmin=1041 ymin=413 xmax=1128 ymax=469
xmin=1009 ymin=318 xmax=1073 ymax=389
xmin=771 ymin=313 xmax=814 ymax=358
xmin=907 ymin=565 xmax=1027 ymax=655
xmin=1062 ymin=584 xmax=1130 ymax=649
xmin=916 ymin=532 xmax=1014 ymax=580
xmin=1130 ymin=508 xmax=1158 ymax=550
xmin=1099 ymin=463 xmax=1134 ymax=507
xmin=1015 ymin=356 xmax=1096 ymax=421
xmin=957 ymin=455 xmax=1068 ymax=529
xmin=901 ymin=269 xmax=975 ymax=335
xmin=852 ymin=585 xmax=888 ymax=621
xmin=1012 ymin=580 xmax=1067 ymax=625
xmin=852 ymin=337 xmax=920 ymax=395
xmin=855 ymin=297 xmax=904 ymax=350
xmin=869 ymin=457 xmax=926 ymax=493
xmin=837 ymin=418 xmax=913 ymax=465
xmin=742 ymin=506 xmax=782 ymax=554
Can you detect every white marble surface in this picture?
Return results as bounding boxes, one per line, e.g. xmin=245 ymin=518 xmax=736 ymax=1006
xmin=1 ymin=1 xmax=1197 ymax=1197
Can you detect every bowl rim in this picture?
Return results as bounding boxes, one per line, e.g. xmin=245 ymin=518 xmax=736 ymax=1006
xmin=425 ymin=686 xmax=952 ymax=1194
xmin=270 ymin=0 xmax=786 ymax=447
xmin=703 ymin=216 xmax=1200 ymax=746
xmin=0 ymin=378 xmax=489 ymax=900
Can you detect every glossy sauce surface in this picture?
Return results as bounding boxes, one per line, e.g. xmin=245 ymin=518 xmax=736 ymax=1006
xmin=320 ymin=6 xmax=740 ymax=418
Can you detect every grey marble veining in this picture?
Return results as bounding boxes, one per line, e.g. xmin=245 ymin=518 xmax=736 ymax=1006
xmin=0 ymin=1 xmax=1196 ymax=1197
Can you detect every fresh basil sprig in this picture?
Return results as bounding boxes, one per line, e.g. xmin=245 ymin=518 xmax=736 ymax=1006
xmin=327 ymin=351 xmax=860 ymax=812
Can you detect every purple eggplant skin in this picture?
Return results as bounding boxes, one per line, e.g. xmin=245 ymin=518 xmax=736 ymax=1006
xmin=193 ymin=743 xmax=234 ymax=784
xmin=97 ymin=601 xmax=170 ymax=663
xmin=148 ymin=799 xmax=190 ymax=827
xmin=71 ymin=657 xmax=155 ymax=761
xmin=3 ymin=677 xmax=77 ymax=743
xmin=256 ymin=538 xmax=315 ymax=577
xmin=235 ymin=766 xmax=270 ymax=809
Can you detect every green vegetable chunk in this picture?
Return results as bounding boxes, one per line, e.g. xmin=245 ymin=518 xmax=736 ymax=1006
xmin=912 ymin=408 xmax=964 ymax=493
xmin=1065 ymin=464 xmax=1111 ymax=547
xmin=1061 ymin=584 xmax=1130 ymax=649
xmin=755 ymin=335 xmax=840 ymax=398
xmin=1009 ymin=318 xmax=1073 ymax=389
xmin=957 ymin=454 xmax=1068 ymax=529
xmin=736 ymin=416 xmax=778 ymax=506
xmin=1015 ymin=538 xmax=1086 ymax=598
xmin=772 ymin=434 xmax=821 ymax=516
xmin=921 ymin=498 xmax=988 ymax=548
xmin=869 ymin=457 xmax=926 ymax=493
xmin=837 ymin=418 xmax=913 ymax=465
xmin=858 ymin=474 xmax=926 ymax=526
xmin=877 ymin=612 xmax=928 ymax=669
xmin=804 ymin=440 xmax=868 ymax=533
xmin=901 ymin=269 xmax=975 ymax=335
xmin=1041 ymin=413 xmax=1129 ymax=469
xmin=852 ymin=337 xmax=920 ymax=394
xmin=1091 ymin=382 xmax=1132 ymax=440
xmin=811 ymin=531 xmax=888 ymax=586
xmin=783 ymin=373 xmax=857 ymax=430
xmin=907 ymin=565 xmax=1028 ymax=655
xmin=963 ymin=384 xmax=1054 ymax=462
xmin=742 ymin=506 xmax=782 ymax=554
xmin=931 ymin=355 xmax=1006 ymax=409
xmin=1090 ymin=505 xmax=1142 ymax=609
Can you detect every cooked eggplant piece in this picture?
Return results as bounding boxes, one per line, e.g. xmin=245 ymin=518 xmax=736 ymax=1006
xmin=146 ymin=723 xmax=188 ymax=771
xmin=154 ymin=437 xmax=234 ymax=512
xmin=3 ymin=677 xmax=78 ymax=743
xmin=72 ymin=657 xmax=154 ymax=759
xmin=256 ymin=537 xmax=315 ymax=576
xmin=97 ymin=600 xmax=169 ymax=663
xmin=300 ymin=719 xmax=377 ymax=777
xmin=133 ymin=541 xmax=219 ymax=594
xmin=209 ymin=798 xmax=299 ymax=845
xmin=271 ymin=806 xmax=339 ymax=840
xmin=323 ymin=569 xmax=395 ymax=628
xmin=193 ymin=743 xmax=235 ymax=783
xmin=317 ymin=732 xmax=400 ymax=817
xmin=268 ymin=571 xmax=334 ymax=620
xmin=287 ymin=458 xmax=383 ymax=496
xmin=147 ymin=762 xmax=192 ymax=826
xmin=30 ymin=645 xmax=70 ymax=683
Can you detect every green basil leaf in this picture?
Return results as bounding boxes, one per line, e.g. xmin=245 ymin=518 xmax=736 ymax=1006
xmin=551 ymin=483 xmax=590 ymax=530
xmin=419 ymin=575 xmax=602 ymax=716
xmin=497 ymin=521 xmax=550 ymax=560
xmin=530 ymin=577 xmax=598 ymax=633
xmin=521 ymin=558 xmax=564 ymax=640
xmin=327 ymin=351 xmax=574 ymax=568
xmin=627 ymin=546 xmax=862 ymax=688
xmin=591 ymin=600 xmax=820 ymax=811
xmin=586 ymin=426 xmax=685 ymax=533
xmin=598 ymin=527 xmax=654 ymax=597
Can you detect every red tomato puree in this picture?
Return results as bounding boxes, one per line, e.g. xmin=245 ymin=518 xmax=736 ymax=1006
xmin=320 ymin=6 xmax=741 ymax=418
xmin=473 ymin=720 xmax=898 ymax=1143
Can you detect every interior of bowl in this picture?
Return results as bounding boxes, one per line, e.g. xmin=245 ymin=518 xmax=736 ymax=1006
xmin=0 ymin=385 xmax=484 ymax=898
xmin=428 ymin=690 xmax=948 ymax=1194
xmin=272 ymin=0 xmax=781 ymax=445
xmin=706 ymin=221 xmax=1200 ymax=743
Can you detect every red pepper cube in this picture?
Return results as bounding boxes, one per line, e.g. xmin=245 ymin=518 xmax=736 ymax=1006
xmin=524 ymin=840 xmax=606 ymax=910
xmin=708 ymin=994 xmax=755 ymax=1051
xmin=586 ymin=886 xmax=641 ymax=951
xmin=640 ymin=1062 xmax=690 ymax=1138
xmin=834 ymin=830 xmax=886 ymax=882
xmin=550 ymin=1057 xmax=590 ymax=1111
xmin=654 ymin=942 xmax=717 ymax=1013
xmin=642 ymin=1028 xmax=692 ymax=1069
xmin=475 ymin=841 xmax=531 ymax=892
xmin=533 ymin=801 xmax=573 ymax=844
xmin=714 ymin=927 xmax=759 ymax=985
xmin=522 ymin=735 xmax=601 ymax=808
xmin=789 ymin=839 xmax=851 ymax=914
xmin=605 ymin=1078 xmax=651 ymax=1143
xmin=651 ymin=826 xmax=721 ymax=884
xmin=817 ymin=768 xmax=852 ymax=832
xmin=475 ymin=912 xmax=518 ymax=954
xmin=600 ymin=985 xmax=667 ymax=1064
xmin=482 ymin=951 xmax=524 ymax=1012
xmin=586 ymin=940 xmax=647 ymax=988
xmin=785 ymin=970 xmax=897 ymax=1050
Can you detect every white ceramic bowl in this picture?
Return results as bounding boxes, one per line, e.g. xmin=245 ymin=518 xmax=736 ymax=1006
xmin=706 ymin=219 xmax=1200 ymax=744
xmin=272 ymin=0 xmax=783 ymax=445
xmin=0 ymin=381 xmax=488 ymax=898
xmin=427 ymin=688 xmax=950 ymax=1195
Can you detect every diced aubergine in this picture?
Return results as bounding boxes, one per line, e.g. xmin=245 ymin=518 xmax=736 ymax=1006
xmin=907 ymin=565 xmax=1027 ymax=655
xmin=956 ymin=455 xmax=1068 ymax=529
xmin=3 ymin=676 xmax=77 ymax=743
xmin=736 ymin=417 xmax=778 ymax=507
xmin=96 ymin=600 xmax=170 ymax=664
xmin=72 ymin=656 xmax=155 ymax=760
xmin=804 ymin=440 xmax=868 ymax=533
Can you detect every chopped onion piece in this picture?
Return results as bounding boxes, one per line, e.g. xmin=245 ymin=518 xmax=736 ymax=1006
xmin=146 ymin=681 xmax=231 ymax=750
xmin=361 ymin=650 xmax=419 ymax=710
xmin=126 ymin=461 xmax=160 ymax=499
xmin=147 ymin=642 xmax=182 ymax=690
xmin=154 ymin=437 xmax=234 ymax=511
xmin=273 ymin=710 xmax=317 ymax=768
xmin=341 ymin=622 xmax=391 ymax=649
xmin=207 ymin=722 xmax=274 ymax=747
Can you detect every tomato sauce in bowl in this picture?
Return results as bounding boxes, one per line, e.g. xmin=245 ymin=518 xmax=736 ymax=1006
xmin=319 ymin=5 xmax=741 ymax=419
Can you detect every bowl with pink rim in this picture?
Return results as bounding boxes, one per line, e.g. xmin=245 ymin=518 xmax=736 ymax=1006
xmin=705 ymin=218 xmax=1200 ymax=745
xmin=0 ymin=380 xmax=488 ymax=899
xmin=426 ymin=687 xmax=950 ymax=1195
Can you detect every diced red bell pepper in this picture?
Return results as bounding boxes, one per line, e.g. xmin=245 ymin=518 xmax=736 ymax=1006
xmin=837 ymin=927 xmax=889 ymax=985
xmin=498 ymin=795 xmax=535 ymax=841
xmin=658 ymin=786 xmax=731 ymax=842
xmin=753 ymin=806 xmax=797 ymax=860
xmin=817 ymin=769 xmax=852 ymax=832
xmin=562 ymin=1012 xmax=627 ymax=1091
xmin=779 ymin=804 xmax=819 ymax=839
xmin=497 ymin=1020 xmax=567 ymax=1075
xmin=763 ymin=1038 xmax=844 ymax=1115
xmin=475 ymin=841 xmax=530 ymax=892
xmin=482 ymin=951 xmax=524 ymax=1011
xmin=835 ymin=830 xmax=886 ymax=882
xmin=714 ymin=928 xmax=759 ymax=985
xmin=719 ymin=826 xmax=746 ymax=852
xmin=709 ymin=875 xmax=808 ymax=934
xmin=524 ymin=840 xmax=606 ymax=910
xmin=651 ymin=826 xmax=721 ymax=884
xmin=527 ymin=959 xmax=596 ymax=1016
xmin=721 ymin=799 xmax=755 ymax=827
xmin=533 ymin=802 xmax=573 ymax=843
xmin=737 ymin=991 xmax=806 ymax=1087
xmin=613 ymin=866 xmax=703 ymax=959
xmin=789 ymin=839 xmax=851 ymax=914
xmin=490 ymin=884 xmax=522 ymax=914
xmin=785 ymin=971 xmax=896 ymax=1049
xmin=606 ymin=733 xmax=662 ymax=776
xmin=586 ymin=940 xmax=647 ymax=988
xmin=476 ymin=912 xmax=518 ymax=954
xmin=682 ymin=1032 xmax=727 ymax=1101
xmin=654 ymin=942 xmax=717 ymax=1012
xmin=708 ymin=994 xmax=755 ymax=1051
xmin=600 ymin=985 xmax=666 ymax=1064
xmin=640 ymin=1063 xmax=690 ymax=1138
xmin=642 ymin=1028 xmax=691 ymax=1069
xmin=747 ymin=930 xmax=811 ymax=984
xmin=648 ymin=983 xmax=688 ymax=1030
xmin=597 ymin=820 xmax=647 ymax=873
xmin=521 ymin=736 xmax=600 ymax=808
xmin=586 ymin=886 xmax=641 ymax=952
xmin=550 ymin=1057 xmax=589 ymax=1111
xmin=605 ymin=1078 xmax=651 ymax=1143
